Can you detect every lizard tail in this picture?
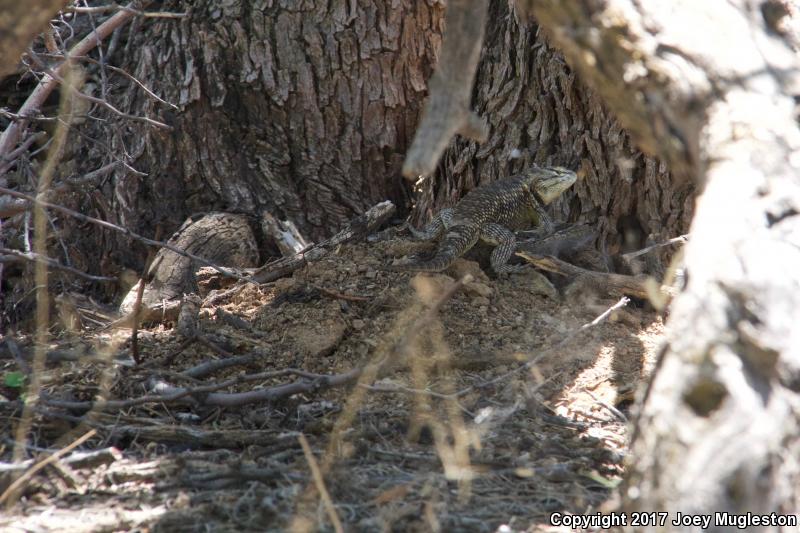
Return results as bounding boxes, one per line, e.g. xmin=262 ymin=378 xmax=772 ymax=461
xmin=386 ymin=225 xmax=479 ymax=272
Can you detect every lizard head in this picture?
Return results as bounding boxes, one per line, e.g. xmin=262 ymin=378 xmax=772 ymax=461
xmin=523 ymin=166 xmax=577 ymax=204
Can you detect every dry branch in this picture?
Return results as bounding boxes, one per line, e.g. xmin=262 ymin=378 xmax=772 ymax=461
xmin=515 ymin=251 xmax=674 ymax=300
xmin=40 ymin=367 xmax=363 ymax=412
xmin=252 ymin=200 xmax=396 ymax=283
xmin=0 ymin=247 xmax=115 ymax=282
xmin=0 ymin=0 xmax=154 ymax=162
xmin=401 ymin=0 xmax=489 ymax=178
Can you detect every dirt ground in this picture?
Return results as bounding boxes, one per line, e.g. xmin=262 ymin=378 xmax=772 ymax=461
xmin=0 ymin=233 xmax=664 ymax=532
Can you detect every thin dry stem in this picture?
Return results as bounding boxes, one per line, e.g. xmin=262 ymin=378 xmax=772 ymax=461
xmin=10 ymin=64 xmax=77 ymax=490
xmin=0 ymin=429 xmax=97 ymax=506
xmin=297 ymin=434 xmax=344 ymax=533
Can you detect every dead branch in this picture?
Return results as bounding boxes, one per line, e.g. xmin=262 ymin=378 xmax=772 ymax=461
xmin=252 ymin=200 xmax=396 ymax=283
xmin=516 ymin=251 xmax=674 ymax=300
xmin=0 ymin=446 xmax=120 ymax=474
xmin=180 ymin=353 xmax=262 ymax=380
xmin=26 ymin=51 xmax=170 ymax=130
xmin=0 ymin=161 xmax=124 ymax=212
xmin=63 ymin=3 xmax=187 ymax=18
xmin=622 ymin=234 xmax=689 ymax=261
xmin=39 ymin=52 xmax=180 ymax=110
xmin=401 ymin=0 xmax=489 ymax=178
xmin=0 ymin=0 xmax=155 ymax=162
xmin=0 ymin=247 xmax=115 ymax=282
xmin=0 ymin=429 xmax=96 ymax=505
xmin=40 ymin=367 xmax=362 ymax=412
xmin=261 ymin=211 xmax=310 ymax=255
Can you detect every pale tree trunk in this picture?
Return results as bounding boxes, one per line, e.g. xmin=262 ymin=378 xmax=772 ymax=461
xmin=528 ymin=0 xmax=800 ymax=526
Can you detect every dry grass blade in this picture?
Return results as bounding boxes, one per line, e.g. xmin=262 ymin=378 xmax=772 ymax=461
xmin=9 ymin=63 xmax=78 ymax=497
xmin=0 ymin=430 xmax=97 ymax=506
xmin=297 ymin=434 xmax=344 ymax=533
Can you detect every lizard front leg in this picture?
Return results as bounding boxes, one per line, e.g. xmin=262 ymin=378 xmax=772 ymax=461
xmin=481 ymin=223 xmax=526 ymax=274
xmin=407 ymin=208 xmax=454 ymax=241
xmin=532 ymin=199 xmax=555 ymax=235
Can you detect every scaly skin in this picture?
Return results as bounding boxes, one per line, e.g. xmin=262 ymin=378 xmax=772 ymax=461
xmin=391 ymin=166 xmax=577 ymax=274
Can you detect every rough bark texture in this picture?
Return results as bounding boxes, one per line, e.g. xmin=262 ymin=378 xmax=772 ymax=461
xmin=530 ymin=0 xmax=800 ymax=526
xmin=413 ymin=0 xmax=694 ymax=261
xmin=0 ymin=0 xmax=70 ymax=80
xmin=118 ymin=212 xmax=258 ymax=317
xmin=46 ymin=0 xmax=443 ymax=273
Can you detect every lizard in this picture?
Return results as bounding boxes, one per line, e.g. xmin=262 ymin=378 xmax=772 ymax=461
xmin=389 ymin=166 xmax=577 ymax=275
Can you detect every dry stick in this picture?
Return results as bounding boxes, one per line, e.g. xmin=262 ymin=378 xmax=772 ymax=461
xmin=516 ymin=251 xmax=673 ymax=300
xmin=10 ymin=66 xmax=76 ymax=495
xmin=253 ymin=200 xmax=396 ymax=284
xmin=298 ymin=434 xmax=345 ymax=533
xmin=0 ymin=429 xmax=97 ymax=506
xmin=622 ymin=234 xmax=689 ymax=261
xmin=64 ymin=3 xmax=187 ymax=18
xmin=0 ymin=0 xmax=154 ymax=161
xmin=0 ymin=186 xmax=255 ymax=284
xmin=39 ymin=53 xmax=179 ymax=110
xmin=0 ymin=160 xmax=124 ymax=216
xmin=41 ymin=367 xmax=362 ymax=411
xmin=27 ymin=52 xmax=170 ymax=130
xmin=402 ymin=0 xmax=489 ymax=178
xmin=0 ymin=247 xmax=116 ymax=282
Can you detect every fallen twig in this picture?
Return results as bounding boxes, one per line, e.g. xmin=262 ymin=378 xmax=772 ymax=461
xmin=516 ymin=251 xmax=674 ymax=300
xmin=0 ymin=429 xmax=97 ymax=505
xmin=622 ymin=234 xmax=689 ymax=261
xmin=253 ymin=201 xmax=395 ymax=283
xmin=0 ymin=446 xmax=120 ymax=474
xmin=41 ymin=367 xmax=362 ymax=411
xmin=0 ymin=247 xmax=115 ymax=282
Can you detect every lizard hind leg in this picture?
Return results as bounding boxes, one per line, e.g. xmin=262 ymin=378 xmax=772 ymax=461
xmin=482 ymin=223 xmax=526 ymax=275
xmin=407 ymin=208 xmax=454 ymax=241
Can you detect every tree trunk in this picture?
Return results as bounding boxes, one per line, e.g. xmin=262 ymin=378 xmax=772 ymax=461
xmin=7 ymin=0 xmax=443 ymax=277
xmin=529 ymin=0 xmax=800 ymax=526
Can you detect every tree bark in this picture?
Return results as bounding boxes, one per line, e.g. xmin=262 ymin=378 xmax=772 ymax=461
xmin=529 ymin=0 xmax=800 ymax=525
xmin=6 ymin=0 xmax=443 ymax=276
xmin=413 ymin=0 xmax=694 ymax=261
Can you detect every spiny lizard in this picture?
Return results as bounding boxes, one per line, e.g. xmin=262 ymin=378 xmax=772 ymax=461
xmin=390 ymin=166 xmax=577 ymax=274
